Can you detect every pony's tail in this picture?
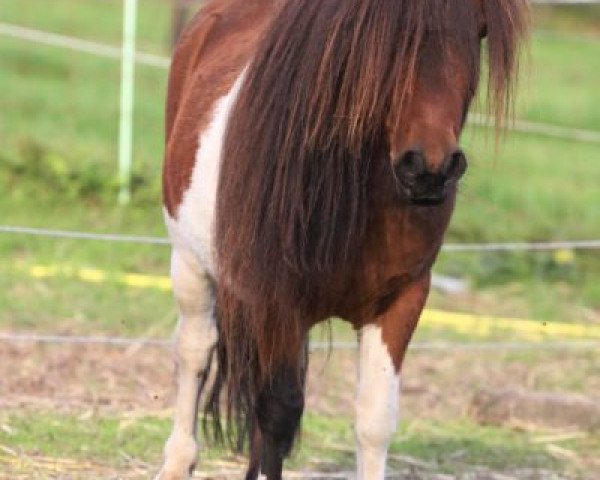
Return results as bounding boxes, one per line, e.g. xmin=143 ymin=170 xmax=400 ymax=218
xmin=200 ymin=284 xmax=308 ymax=457
xmin=199 ymin=291 xmax=259 ymax=453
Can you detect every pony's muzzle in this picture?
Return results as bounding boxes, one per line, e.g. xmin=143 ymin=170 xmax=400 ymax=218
xmin=393 ymin=148 xmax=467 ymax=206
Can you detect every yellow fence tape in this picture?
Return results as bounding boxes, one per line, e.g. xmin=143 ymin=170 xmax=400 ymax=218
xmin=27 ymin=264 xmax=172 ymax=291
xmin=421 ymin=309 xmax=600 ymax=341
xmin=18 ymin=264 xmax=600 ymax=341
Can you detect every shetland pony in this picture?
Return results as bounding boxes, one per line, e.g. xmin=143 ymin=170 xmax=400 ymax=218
xmin=157 ymin=1 xmax=528 ymax=479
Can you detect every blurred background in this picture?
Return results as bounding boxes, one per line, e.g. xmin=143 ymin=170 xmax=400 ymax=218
xmin=0 ymin=1 xmax=599 ymax=478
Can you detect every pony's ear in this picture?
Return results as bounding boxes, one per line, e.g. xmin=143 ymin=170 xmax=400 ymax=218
xmin=474 ymin=0 xmax=488 ymax=38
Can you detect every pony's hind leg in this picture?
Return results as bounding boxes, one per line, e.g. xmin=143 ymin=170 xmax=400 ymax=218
xmin=156 ymin=250 xmax=217 ymax=480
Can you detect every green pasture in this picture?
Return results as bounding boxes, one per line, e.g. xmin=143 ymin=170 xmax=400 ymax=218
xmin=1 ymin=2 xmax=600 ymax=478
xmin=6 ymin=409 xmax=600 ymax=478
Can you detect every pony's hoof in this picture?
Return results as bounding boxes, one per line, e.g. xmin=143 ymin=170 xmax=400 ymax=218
xmin=154 ymin=464 xmax=194 ymax=480
xmin=156 ymin=434 xmax=198 ymax=480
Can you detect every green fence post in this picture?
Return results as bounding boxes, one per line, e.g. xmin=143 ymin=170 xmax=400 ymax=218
xmin=118 ymin=0 xmax=138 ymax=204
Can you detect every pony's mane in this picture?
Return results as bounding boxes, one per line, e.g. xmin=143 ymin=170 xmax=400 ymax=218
xmin=482 ymin=0 xmax=530 ymax=126
xmin=215 ymin=0 xmax=528 ymax=377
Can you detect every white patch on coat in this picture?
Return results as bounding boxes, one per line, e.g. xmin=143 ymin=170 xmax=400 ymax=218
xmin=355 ymin=324 xmax=401 ymax=480
xmin=164 ymin=69 xmax=247 ymax=275
xmin=159 ymin=70 xmax=246 ymax=479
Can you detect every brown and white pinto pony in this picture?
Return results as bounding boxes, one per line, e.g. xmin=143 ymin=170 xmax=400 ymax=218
xmin=158 ymin=0 xmax=528 ymax=479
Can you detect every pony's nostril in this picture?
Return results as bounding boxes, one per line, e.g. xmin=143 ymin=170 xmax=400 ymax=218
xmin=442 ymin=149 xmax=467 ymax=178
xmin=395 ymin=149 xmax=426 ymax=179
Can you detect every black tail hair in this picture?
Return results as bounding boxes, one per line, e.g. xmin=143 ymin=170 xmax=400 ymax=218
xmin=198 ymin=297 xmax=258 ymax=453
xmin=198 ymin=284 xmax=310 ymax=455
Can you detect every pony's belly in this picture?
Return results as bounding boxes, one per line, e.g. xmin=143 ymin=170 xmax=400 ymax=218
xmin=164 ymin=71 xmax=246 ymax=274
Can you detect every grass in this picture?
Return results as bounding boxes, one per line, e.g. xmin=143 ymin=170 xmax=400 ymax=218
xmin=0 ymin=38 xmax=167 ymax=184
xmin=515 ymin=35 xmax=600 ymax=131
xmin=0 ymin=0 xmax=173 ymax=55
xmin=392 ymin=421 xmax=556 ymax=473
xmin=0 ymin=409 xmax=576 ymax=477
xmin=533 ymin=5 xmax=600 ymax=36
xmin=0 ymin=411 xmax=169 ymax=465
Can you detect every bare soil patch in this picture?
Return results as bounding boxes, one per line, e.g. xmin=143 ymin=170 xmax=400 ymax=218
xmin=1 ymin=340 xmax=599 ymax=479
xmin=2 ymin=340 xmax=600 ymax=419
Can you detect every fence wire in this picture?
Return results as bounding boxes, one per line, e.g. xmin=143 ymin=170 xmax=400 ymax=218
xmin=0 ymin=22 xmax=170 ymax=68
xmin=2 ymin=332 xmax=600 ymax=351
xmin=2 ymin=225 xmax=600 ymax=252
xmin=0 ymin=225 xmax=170 ymax=245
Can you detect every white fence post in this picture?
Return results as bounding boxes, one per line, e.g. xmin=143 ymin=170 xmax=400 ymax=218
xmin=118 ymin=0 xmax=138 ymax=204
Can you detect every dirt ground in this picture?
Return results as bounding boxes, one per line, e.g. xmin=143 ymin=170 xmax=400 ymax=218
xmin=2 ymin=340 xmax=599 ymax=417
xmin=1 ymin=340 xmax=599 ymax=479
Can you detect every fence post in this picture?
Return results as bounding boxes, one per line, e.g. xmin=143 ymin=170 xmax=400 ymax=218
xmin=118 ymin=0 xmax=138 ymax=204
xmin=171 ymin=0 xmax=206 ymax=50
xmin=171 ymin=0 xmax=187 ymax=49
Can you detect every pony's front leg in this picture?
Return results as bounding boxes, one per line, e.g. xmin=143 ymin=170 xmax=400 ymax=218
xmin=355 ymin=274 xmax=430 ymax=480
xmin=156 ymin=250 xmax=217 ymax=480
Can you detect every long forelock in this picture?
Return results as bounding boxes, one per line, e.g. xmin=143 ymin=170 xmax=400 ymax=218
xmin=482 ymin=0 xmax=530 ymax=128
